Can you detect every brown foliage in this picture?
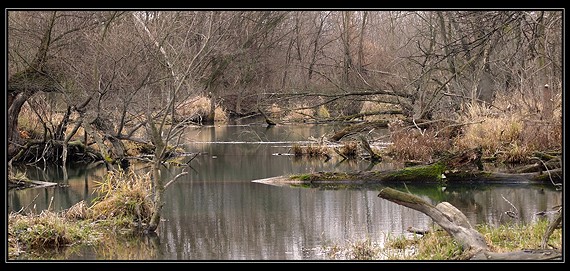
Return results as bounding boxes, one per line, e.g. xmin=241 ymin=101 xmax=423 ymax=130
xmin=386 ymin=120 xmax=452 ymax=162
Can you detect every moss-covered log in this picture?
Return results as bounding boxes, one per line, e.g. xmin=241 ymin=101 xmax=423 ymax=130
xmin=258 ymin=125 xmax=560 ymax=189
xmin=253 ymin=146 xmax=561 ymax=187
xmin=252 ymin=164 xmax=561 ymax=187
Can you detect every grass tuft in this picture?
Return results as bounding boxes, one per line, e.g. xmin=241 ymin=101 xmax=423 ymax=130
xmin=89 ymin=169 xmax=154 ymax=228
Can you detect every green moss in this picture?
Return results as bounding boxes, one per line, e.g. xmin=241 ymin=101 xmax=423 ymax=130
xmin=290 ymin=172 xmax=351 ymax=182
xmin=291 ymin=174 xmax=312 ymax=181
xmin=384 ymin=162 xmax=446 ymax=183
xmin=104 ymin=155 xmax=114 ymax=164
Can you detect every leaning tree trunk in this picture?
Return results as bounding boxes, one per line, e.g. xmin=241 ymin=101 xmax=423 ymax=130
xmin=8 ymin=11 xmax=59 ymax=159
xmin=378 ymin=187 xmax=562 ymax=260
xmin=7 ymin=91 xmax=34 ymax=158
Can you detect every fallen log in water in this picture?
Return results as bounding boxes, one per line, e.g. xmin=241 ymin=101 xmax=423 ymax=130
xmin=9 ymin=178 xmax=58 ymax=189
xmin=252 ymin=167 xmax=562 ymax=187
xmin=252 ymin=147 xmax=562 ymax=187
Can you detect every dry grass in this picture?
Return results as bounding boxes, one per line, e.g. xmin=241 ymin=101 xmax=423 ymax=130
xmin=360 ymin=101 xmax=401 ymax=121
xmin=291 ymin=143 xmax=330 ymax=157
xmin=383 ymin=89 xmax=561 ymax=165
xmin=64 ymin=200 xmax=90 ymax=221
xmin=386 ymin=120 xmax=451 ymax=162
xmin=8 ymin=210 xmax=99 ymax=258
xmin=381 ymin=218 xmax=561 ymax=260
xmin=339 ymin=141 xmax=358 ymax=159
xmin=176 ymin=96 xmax=228 ymax=122
xmin=455 ymin=103 xmax=518 ymax=149
xmin=89 ymin=169 xmax=154 ymax=228
xmin=479 ymin=219 xmax=562 ymax=253
xmin=283 ymin=108 xmax=315 ymax=122
xmin=8 ymin=168 xmax=158 ymax=259
xmin=349 ymin=239 xmax=381 ymax=260
xmin=17 ymin=102 xmax=48 ymax=140
xmin=316 ymin=105 xmax=330 ymax=118
xmin=454 ymin=92 xmax=561 ymax=163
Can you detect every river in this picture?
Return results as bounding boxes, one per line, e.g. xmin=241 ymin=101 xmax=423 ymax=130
xmin=7 ymin=122 xmax=562 ymax=260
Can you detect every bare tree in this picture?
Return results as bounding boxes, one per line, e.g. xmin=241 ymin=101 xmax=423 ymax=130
xmin=7 ymin=11 xmax=122 ymax=162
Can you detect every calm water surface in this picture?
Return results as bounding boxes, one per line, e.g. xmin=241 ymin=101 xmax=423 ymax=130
xmin=8 ymin=122 xmax=562 ymax=260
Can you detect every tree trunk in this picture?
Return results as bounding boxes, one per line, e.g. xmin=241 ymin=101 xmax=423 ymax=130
xmin=541 ymin=209 xmax=562 ymax=249
xmin=147 ymin=155 xmax=164 ymax=232
xmin=341 ymin=11 xmax=353 ymax=87
xmin=378 ymin=187 xmax=488 ymax=253
xmin=7 ymin=91 xmax=33 ymax=158
xmin=145 ymin=112 xmax=166 ymax=233
xmin=378 ymin=187 xmax=562 ymax=260
xmin=8 ymin=11 xmax=58 ymax=159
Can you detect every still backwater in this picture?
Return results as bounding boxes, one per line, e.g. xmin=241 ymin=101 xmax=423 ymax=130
xmin=7 ymin=123 xmax=562 ymax=260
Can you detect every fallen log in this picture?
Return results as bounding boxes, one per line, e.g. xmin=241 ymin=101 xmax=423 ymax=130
xmin=252 ymin=147 xmax=561 ymax=187
xmin=330 ymin=120 xmax=389 ymax=141
xmin=378 ymin=187 xmax=562 ymax=260
xmin=514 ymin=156 xmax=561 ymax=173
xmin=252 ymin=167 xmax=562 ymax=187
xmin=258 ymin=107 xmax=277 ymax=126
xmin=9 ymin=178 xmax=58 ymax=189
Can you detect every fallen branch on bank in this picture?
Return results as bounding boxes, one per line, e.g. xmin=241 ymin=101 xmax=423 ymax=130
xmin=377 ymin=187 xmax=562 ymax=260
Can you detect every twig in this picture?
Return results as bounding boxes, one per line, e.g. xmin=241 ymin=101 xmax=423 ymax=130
xmin=501 ymin=194 xmax=518 ymax=219
xmin=403 ymin=182 xmax=411 ymax=194
xmin=47 ymin=196 xmax=54 ymax=212
xmin=17 ymin=193 xmax=41 ymax=215
xmin=412 ymin=118 xmax=426 ymax=136
xmin=530 ymin=157 xmax=562 ymax=189
xmin=333 ymin=147 xmax=348 ymax=160
xmin=164 ymin=169 xmax=188 ymax=189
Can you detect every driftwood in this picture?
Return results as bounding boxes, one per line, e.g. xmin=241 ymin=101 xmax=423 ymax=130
xmin=8 ymin=177 xmax=58 ymax=189
xmin=329 ymin=118 xmax=449 ymax=142
xmin=258 ymin=107 xmax=277 ymax=126
xmin=330 ymin=120 xmax=389 ymax=141
xmin=378 ymin=187 xmax=562 ymax=260
xmin=514 ymin=156 xmax=561 ymax=173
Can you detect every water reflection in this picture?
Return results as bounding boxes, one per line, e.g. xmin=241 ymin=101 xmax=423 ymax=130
xmin=7 ymin=123 xmax=562 ymax=260
xmin=8 ymin=163 xmax=107 ymax=214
